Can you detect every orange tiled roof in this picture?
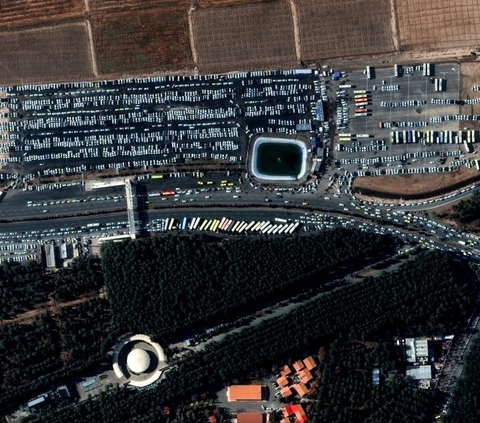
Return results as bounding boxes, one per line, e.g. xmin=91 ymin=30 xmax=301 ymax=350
xmin=237 ymin=412 xmax=264 ymax=423
xmin=227 ymin=385 xmax=262 ymax=401
xmin=293 ymin=382 xmax=309 ymax=397
xmin=276 ymin=375 xmax=289 ymax=387
xmin=293 ymin=360 xmax=305 ymax=372
xmin=280 ymin=386 xmax=292 ymax=397
xmin=298 ymin=368 xmax=313 ymax=384
xmin=281 ymin=365 xmax=292 ymax=376
xmin=303 ymin=356 xmax=317 ymax=371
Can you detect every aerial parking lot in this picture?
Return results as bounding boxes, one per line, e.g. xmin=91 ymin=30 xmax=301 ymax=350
xmin=330 ymin=63 xmax=480 ymax=177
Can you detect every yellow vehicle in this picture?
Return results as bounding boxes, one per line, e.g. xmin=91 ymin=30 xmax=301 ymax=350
xmin=197 ymin=180 xmax=204 ymax=185
xmin=221 ymin=180 xmax=227 ymax=184
xmin=355 ymin=206 xmax=361 ymax=210
xmin=162 ymin=197 xmax=168 ymax=201
xmin=206 ymin=181 xmax=214 ymax=185
xmin=303 ymin=201 xmax=309 ymax=206
xmin=228 ymin=182 xmax=234 ymax=187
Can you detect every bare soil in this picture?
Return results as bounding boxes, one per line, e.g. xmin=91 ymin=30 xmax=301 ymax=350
xmin=0 ymin=23 xmax=94 ymax=85
xmin=395 ymin=0 xmax=480 ymax=52
xmin=0 ymin=0 xmax=85 ymax=29
xmin=91 ymin=6 xmax=193 ymax=75
xmin=353 ymin=167 xmax=480 ymax=200
xmin=192 ymin=0 xmax=297 ymax=73
xmin=296 ymin=0 xmax=394 ymax=62
xmin=0 ymin=292 xmax=101 ymax=327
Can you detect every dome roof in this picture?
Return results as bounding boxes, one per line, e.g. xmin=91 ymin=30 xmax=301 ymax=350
xmin=127 ymin=349 xmax=151 ymax=374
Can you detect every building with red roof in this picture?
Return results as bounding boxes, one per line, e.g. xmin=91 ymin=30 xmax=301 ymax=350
xmin=293 ymin=360 xmax=305 ymax=372
xmin=303 ymin=356 xmax=317 ymax=371
xmin=236 ymin=412 xmax=264 ymax=423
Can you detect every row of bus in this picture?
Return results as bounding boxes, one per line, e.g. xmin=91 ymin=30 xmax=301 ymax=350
xmin=390 ymin=129 xmax=478 ymax=145
xmin=353 ymin=91 xmax=370 ymax=117
xmin=163 ymin=217 xmax=301 ymax=235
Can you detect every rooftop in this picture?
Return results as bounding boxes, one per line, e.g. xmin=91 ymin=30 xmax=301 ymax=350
xmin=237 ymin=412 xmax=264 ymax=423
xmin=227 ymin=385 xmax=263 ymax=402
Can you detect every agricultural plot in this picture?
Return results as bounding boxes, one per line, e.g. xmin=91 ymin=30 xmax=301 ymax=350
xmin=91 ymin=7 xmax=193 ymax=75
xmin=197 ymin=0 xmax=271 ymax=6
xmin=0 ymin=0 xmax=84 ymax=29
xmin=89 ymin=0 xmax=190 ymax=13
xmin=192 ymin=0 xmax=297 ymax=73
xmin=395 ymin=0 xmax=480 ymax=51
xmin=296 ymin=0 xmax=394 ymax=61
xmin=0 ymin=23 xmax=94 ymax=85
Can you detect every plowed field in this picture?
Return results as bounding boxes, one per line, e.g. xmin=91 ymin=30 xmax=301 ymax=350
xmin=0 ymin=23 xmax=94 ymax=85
xmin=296 ymin=0 xmax=394 ymax=61
xmin=0 ymin=0 xmax=84 ymax=29
xmin=396 ymin=0 xmax=480 ymax=51
xmin=89 ymin=0 xmax=190 ymax=13
xmin=92 ymin=6 xmax=193 ymax=74
xmin=192 ymin=0 xmax=296 ymax=73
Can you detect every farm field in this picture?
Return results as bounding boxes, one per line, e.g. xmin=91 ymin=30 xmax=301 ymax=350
xmin=88 ymin=0 xmax=190 ymax=13
xmin=91 ymin=6 xmax=193 ymax=75
xmin=395 ymin=0 xmax=480 ymax=51
xmin=0 ymin=23 xmax=94 ymax=85
xmin=296 ymin=0 xmax=394 ymax=61
xmin=0 ymin=0 xmax=84 ymax=29
xmin=192 ymin=0 xmax=296 ymax=73
xmin=353 ymin=167 xmax=480 ymax=200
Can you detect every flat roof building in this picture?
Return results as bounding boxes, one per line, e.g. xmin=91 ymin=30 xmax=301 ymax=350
xmin=227 ymin=385 xmax=263 ymax=402
xmin=405 ymin=338 xmax=429 ymax=363
xmin=406 ymin=365 xmax=432 ymax=380
xmin=237 ymin=412 xmax=264 ymax=423
xmin=44 ymin=243 xmax=56 ymax=268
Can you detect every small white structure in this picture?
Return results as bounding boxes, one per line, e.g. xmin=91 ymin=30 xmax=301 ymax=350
xmin=127 ymin=349 xmax=151 ymax=374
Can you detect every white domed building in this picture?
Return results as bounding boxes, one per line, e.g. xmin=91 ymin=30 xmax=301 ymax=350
xmin=113 ymin=334 xmax=169 ymax=388
xmin=127 ymin=349 xmax=151 ymax=374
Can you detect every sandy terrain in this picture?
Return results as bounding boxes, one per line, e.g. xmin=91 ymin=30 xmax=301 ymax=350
xmin=192 ymin=0 xmax=297 ymax=73
xmin=353 ymin=167 xmax=480 ymax=200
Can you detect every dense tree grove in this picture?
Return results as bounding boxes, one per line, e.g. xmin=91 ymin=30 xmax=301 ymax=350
xmin=0 ymin=257 xmax=104 ymax=321
xmin=102 ymin=229 xmax=396 ymax=339
xmin=446 ymin=334 xmax=480 ymax=422
xmin=0 ymin=261 xmax=52 ymax=320
xmin=313 ymin=341 xmax=432 ymax=423
xmin=449 ymin=189 xmax=480 ymax=224
xmin=53 ymin=256 xmax=104 ymax=302
xmin=23 ymin=251 xmax=474 ymax=423
xmin=0 ymin=299 xmax=112 ymax=408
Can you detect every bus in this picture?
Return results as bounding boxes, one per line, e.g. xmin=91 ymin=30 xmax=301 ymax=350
xmin=252 ymin=221 xmax=262 ymax=231
xmin=354 ymin=97 xmax=368 ymax=103
xmin=267 ymin=225 xmax=277 ymax=234
xmin=237 ymin=222 xmax=247 ymax=233
xmin=355 ymin=113 xmax=368 ymax=117
xmin=245 ymin=221 xmax=256 ymax=232
xmin=151 ymin=174 xmax=163 ymax=180
xmin=204 ymin=220 xmax=213 ymax=231
xmin=199 ymin=219 xmax=208 ymax=231
xmin=353 ymin=90 xmax=367 ymax=94
xmin=261 ymin=224 xmax=272 ymax=234
xmin=211 ymin=219 xmax=221 ymax=232
xmin=289 ymin=222 xmax=300 ymax=233
xmin=225 ymin=220 xmax=235 ymax=231
xmin=355 ymin=108 xmax=368 ymax=113
xmin=168 ymin=219 xmax=175 ymax=231
xmin=275 ymin=217 xmax=288 ymax=223
xmin=277 ymin=225 xmax=287 ymax=234
xmin=191 ymin=217 xmax=200 ymax=230
xmin=231 ymin=221 xmax=241 ymax=232
xmin=366 ymin=66 xmax=373 ymax=79
xmin=161 ymin=190 xmax=175 ymax=197
xmin=355 ymin=102 xmax=369 ymax=107
xmin=181 ymin=217 xmax=188 ymax=231
xmin=87 ymin=223 xmax=100 ymax=228
xmin=218 ymin=217 xmax=227 ymax=230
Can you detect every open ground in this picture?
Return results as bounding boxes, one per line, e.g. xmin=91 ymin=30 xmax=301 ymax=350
xmin=353 ymin=167 xmax=480 ymax=200
xmin=192 ymin=0 xmax=297 ymax=73
xmin=0 ymin=23 xmax=94 ymax=85
xmin=91 ymin=6 xmax=193 ymax=75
